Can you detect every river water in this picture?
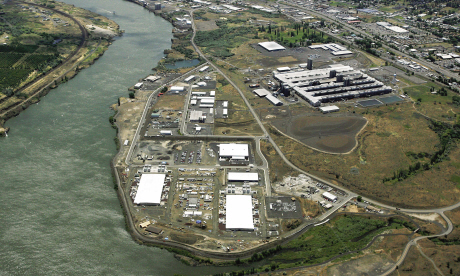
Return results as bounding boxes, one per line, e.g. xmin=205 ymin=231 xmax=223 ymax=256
xmin=0 ymin=1 xmax=235 ymax=275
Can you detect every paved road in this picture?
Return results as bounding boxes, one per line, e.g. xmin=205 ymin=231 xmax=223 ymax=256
xmin=279 ymin=0 xmax=459 ymax=80
xmin=118 ymin=6 xmax=460 ymax=275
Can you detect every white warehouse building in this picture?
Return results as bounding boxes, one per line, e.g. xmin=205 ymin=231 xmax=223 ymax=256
xmin=225 ymin=195 xmax=254 ymax=231
xmin=228 ymin=172 xmax=259 ymax=182
xmin=219 ymin=143 xmax=249 ymax=161
xmin=134 ymin=174 xmax=166 ymax=205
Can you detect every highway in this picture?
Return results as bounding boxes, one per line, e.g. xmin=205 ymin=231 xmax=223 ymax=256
xmin=117 ymin=6 xmax=459 ymax=275
xmin=279 ymin=0 xmax=459 ymax=80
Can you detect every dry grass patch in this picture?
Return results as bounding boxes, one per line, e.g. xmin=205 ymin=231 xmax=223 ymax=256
xmin=154 ymin=94 xmax=185 ymax=110
xmin=267 ymin=103 xmax=460 ymax=208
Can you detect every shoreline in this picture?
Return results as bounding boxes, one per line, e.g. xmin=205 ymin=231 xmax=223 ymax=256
xmin=0 ymin=0 xmax=122 ymax=136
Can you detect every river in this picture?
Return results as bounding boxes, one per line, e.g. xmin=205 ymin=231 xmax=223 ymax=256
xmin=0 ymin=0 xmax=236 ymax=275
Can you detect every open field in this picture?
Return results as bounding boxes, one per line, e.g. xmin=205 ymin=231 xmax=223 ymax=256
xmin=154 ymin=94 xmax=185 ymax=110
xmin=403 ymin=82 xmax=460 ymax=123
xmin=260 ymin=140 xmax=297 ymax=183
xmin=272 ymin=114 xmax=367 ymax=154
xmin=212 ymin=73 xmax=263 ymax=136
xmin=266 ymin=103 xmax=460 ymax=208
xmin=214 ymin=110 xmax=262 ymax=136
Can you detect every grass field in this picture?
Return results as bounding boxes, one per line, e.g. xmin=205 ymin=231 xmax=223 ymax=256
xmin=403 ymin=82 xmax=460 ymax=122
xmin=154 ymin=94 xmax=185 ymax=110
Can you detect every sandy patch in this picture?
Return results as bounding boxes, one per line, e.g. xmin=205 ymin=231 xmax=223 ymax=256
xmin=86 ymin=24 xmax=117 ymax=37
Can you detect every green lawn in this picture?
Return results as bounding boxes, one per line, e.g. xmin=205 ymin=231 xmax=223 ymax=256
xmin=403 ymin=82 xmax=452 ymax=103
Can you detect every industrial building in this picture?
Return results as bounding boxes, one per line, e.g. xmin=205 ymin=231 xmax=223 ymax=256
xmin=258 ymin=41 xmax=286 ymax=52
xmin=219 ymin=143 xmax=249 ymax=161
xmin=376 ymin=22 xmax=408 ymax=33
xmin=322 ymin=192 xmax=337 ymax=202
xmin=189 ymin=110 xmax=205 ymax=122
xmin=170 ymin=86 xmax=185 ymax=93
xmin=134 ymin=174 xmax=166 ymax=205
xmin=225 ymin=195 xmax=254 ymax=231
xmin=252 ymin=88 xmax=283 ymax=106
xmin=309 ymin=43 xmax=352 ymax=55
xmin=199 ymin=66 xmax=209 ymax=72
xmin=228 ymin=172 xmax=259 ymax=182
xmin=184 ymin=75 xmax=195 ymax=83
xmin=319 ymin=105 xmax=339 ymax=113
xmin=274 ymin=64 xmax=392 ymax=106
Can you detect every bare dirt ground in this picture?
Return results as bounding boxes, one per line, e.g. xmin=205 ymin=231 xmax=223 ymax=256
xmin=112 ymin=97 xmax=146 ymax=166
xmin=86 ymin=24 xmax=117 ymax=37
xmin=272 ymin=114 xmax=367 ymax=154
xmin=194 ymin=20 xmax=218 ymax=31
xmin=153 ymin=94 xmax=185 ymax=110
xmin=327 ymin=254 xmax=395 ymax=276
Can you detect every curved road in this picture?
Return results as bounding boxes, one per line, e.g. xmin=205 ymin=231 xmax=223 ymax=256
xmin=117 ymin=5 xmax=459 ymax=276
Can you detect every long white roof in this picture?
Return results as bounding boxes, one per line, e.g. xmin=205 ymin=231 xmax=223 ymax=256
xmin=219 ymin=143 xmax=248 ymax=157
xmin=134 ymin=174 xmax=166 ymax=205
xmin=258 ymin=41 xmax=286 ymax=51
xmin=228 ymin=172 xmax=259 ymax=181
xmin=226 ymin=195 xmax=254 ymax=230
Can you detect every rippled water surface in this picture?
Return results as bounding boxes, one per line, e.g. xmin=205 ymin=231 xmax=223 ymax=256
xmin=0 ymin=1 xmax=235 ymax=275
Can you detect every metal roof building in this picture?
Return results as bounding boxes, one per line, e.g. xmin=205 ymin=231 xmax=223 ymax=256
xmin=219 ymin=143 xmax=249 ymax=160
xmin=274 ymin=64 xmax=392 ymax=106
xmin=134 ymin=174 xmax=166 ymax=205
xmin=189 ymin=110 xmax=205 ymax=122
xmin=266 ymin=94 xmax=283 ymax=106
xmin=226 ymin=195 xmax=254 ymax=231
xmin=322 ymin=192 xmax=337 ymax=202
xmin=228 ymin=172 xmax=259 ymax=182
xmin=319 ymin=105 xmax=340 ymax=113
xmin=253 ymin=88 xmax=270 ymax=97
xmin=258 ymin=41 xmax=286 ymax=52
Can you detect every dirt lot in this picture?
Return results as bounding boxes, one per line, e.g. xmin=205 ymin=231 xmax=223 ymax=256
xmin=154 ymin=94 xmax=185 ymax=110
xmin=327 ymin=254 xmax=395 ymax=276
xmin=272 ymin=114 xmax=367 ymax=154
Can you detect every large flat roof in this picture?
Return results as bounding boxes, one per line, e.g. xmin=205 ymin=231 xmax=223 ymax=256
xmin=226 ymin=195 xmax=254 ymax=230
xmin=134 ymin=174 xmax=166 ymax=205
xmin=258 ymin=41 xmax=286 ymax=52
xmin=228 ymin=172 xmax=259 ymax=182
xmin=219 ymin=143 xmax=248 ymax=157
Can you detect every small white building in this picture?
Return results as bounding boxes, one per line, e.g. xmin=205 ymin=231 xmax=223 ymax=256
xmin=184 ymin=75 xmax=195 ymax=82
xmin=322 ymin=192 xmax=337 ymax=202
xmin=170 ymin=86 xmax=185 ymax=93
xmin=134 ymin=82 xmax=143 ymax=89
xmin=199 ymin=66 xmax=209 ymax=72
xmin=160 ymin=130 xmax=172 ymax=135
xmin=319 ymin=105 xmax=339 ymax=113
